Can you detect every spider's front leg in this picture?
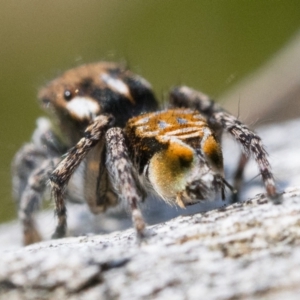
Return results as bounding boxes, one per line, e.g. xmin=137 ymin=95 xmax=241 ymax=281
xmin=12 ymin=117 xmax=65 ymax=245
xmin=50 ymin=115 xmax=113 ymax=239
xmin=13 ymin=145 xmax=58 ymax=245
xmin=105 ymin=127 xmax=146 ymax=240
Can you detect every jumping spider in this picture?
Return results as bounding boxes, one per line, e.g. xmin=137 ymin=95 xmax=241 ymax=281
xmin=12 ymin=62 xmax=280 ymax=245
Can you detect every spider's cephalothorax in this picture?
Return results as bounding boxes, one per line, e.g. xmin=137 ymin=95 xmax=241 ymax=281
xmin=12 ymin=62 xmax=280 ymax=246
xmin=13 ymin=62 xmax=158 ymax=245
xmin=38 ymin=62 xmax=158 ymax=145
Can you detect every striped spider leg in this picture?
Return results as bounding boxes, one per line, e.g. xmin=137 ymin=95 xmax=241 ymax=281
xmin=169 ymin=86 xmax=281 ymax=203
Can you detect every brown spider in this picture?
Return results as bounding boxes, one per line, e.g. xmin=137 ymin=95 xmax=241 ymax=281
xmin=12 ymin=62 xmax=280 ymax=245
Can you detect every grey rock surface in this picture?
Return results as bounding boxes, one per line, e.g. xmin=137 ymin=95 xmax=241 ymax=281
xmin=1 ymin=118 xmax=300 ymax=299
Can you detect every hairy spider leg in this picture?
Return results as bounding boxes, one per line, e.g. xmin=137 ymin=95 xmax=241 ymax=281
xmin=50 ymin=115 xmax=113 ymax=239
xmin=13 ymin=144 xmax=59 ymax=245
xmin=231 ymin=153 xmax=249 ymax=203
xmin=212 ymin=111 xmax=280 ymax=202
xmin=105 ymin=127 xmax=146 ymax=240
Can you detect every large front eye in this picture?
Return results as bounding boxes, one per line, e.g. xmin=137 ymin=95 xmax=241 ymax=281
xmin=64 ymin=89 xmax=73 ymax=101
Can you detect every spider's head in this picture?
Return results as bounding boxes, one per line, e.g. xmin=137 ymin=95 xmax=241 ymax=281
xmin=147 ymin=132 xmax=225 ymax=207
xmin=38 ymin=62 xmax=158 ymax=144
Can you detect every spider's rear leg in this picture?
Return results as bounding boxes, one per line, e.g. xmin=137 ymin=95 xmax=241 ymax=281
xmin=105 ymin=127 xmax=146 ymax=241
xmin=211 ymin=111 xmax=281 ymax=203
xmin=231 ymin=153 xmax=249 ymax=203
xmin=169 ymin=86 xmax=223 ymax=119
xmin=50 ymin=115 xmax=114 ymax=239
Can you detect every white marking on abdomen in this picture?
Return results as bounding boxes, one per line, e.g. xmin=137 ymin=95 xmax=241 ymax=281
xmin=164 ymin=126 xmax=203 ymax=136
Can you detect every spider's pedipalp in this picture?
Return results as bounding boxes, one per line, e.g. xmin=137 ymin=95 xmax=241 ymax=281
xmin=105 ymin=127 xmax=146 ymax=239
xmin=50 ymin=114 xmax=114 ymax=239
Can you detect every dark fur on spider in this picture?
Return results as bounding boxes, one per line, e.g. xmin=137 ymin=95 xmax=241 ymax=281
xmin=12 ymin=62 xmax=280 ymax=245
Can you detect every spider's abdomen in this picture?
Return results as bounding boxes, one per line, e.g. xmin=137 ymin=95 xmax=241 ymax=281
xmin=125 ymin=109 xmax=224 ymax=206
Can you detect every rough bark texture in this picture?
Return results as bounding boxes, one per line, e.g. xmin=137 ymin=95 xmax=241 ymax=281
xmin=1 ymin=118 xmax=300 ymax=300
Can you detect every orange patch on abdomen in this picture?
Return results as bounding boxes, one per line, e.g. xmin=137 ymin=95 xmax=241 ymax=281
xmin=202 ymin=135 xmax=223 ymax=171
xmin=165 ymin=141 xmax=194 ymax=168
xmin=129 ymin=109 xmax=207 ymax=140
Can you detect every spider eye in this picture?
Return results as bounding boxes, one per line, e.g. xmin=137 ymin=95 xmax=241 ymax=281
xmin=64 ymin=90 xmax=73 ymax=101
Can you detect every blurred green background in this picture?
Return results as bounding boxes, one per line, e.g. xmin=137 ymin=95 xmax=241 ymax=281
xmin=1 ymin=0 xmax=300 ymax=223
